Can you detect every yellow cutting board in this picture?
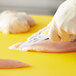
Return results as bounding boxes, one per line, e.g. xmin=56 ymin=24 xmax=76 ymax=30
xmin=0 ymin=15 xmax=76 ymax=76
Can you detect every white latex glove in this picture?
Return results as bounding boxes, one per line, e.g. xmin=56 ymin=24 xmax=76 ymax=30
xmin=48 ymin=0 xmax=76 ymax=42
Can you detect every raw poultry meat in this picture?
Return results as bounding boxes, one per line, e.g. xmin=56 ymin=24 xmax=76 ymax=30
xmin=9 ymin=38 xmax=76 ymax=53
xmin=0 ymin=59 xmax=29 ymax=69
xmin=0 ymin=10 xmax=35 ymax=34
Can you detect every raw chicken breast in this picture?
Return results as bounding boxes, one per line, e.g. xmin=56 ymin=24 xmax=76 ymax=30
xmin=9 ymin=38 xmax=76 ymax=53
xmin=27 ymin=38 xmax=76 ymax=53
xmin=0 ymin=59 xmax=29 ymax=69
xmin=0 ymin=10 xmax=35 ymax=34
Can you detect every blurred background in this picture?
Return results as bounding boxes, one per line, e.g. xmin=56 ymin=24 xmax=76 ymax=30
xmin=0 ymin=0 xmax=64 ymax=15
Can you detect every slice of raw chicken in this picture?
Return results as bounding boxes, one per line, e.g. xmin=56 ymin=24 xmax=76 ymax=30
xmin=26 ymin=38 xmax=76 ymax=53
xmin=0 ymin=59 xmax=29 ymax=69
xmin=9 ymin=38 xmax=76 ymax=53
xmin=0 ymin=10 xmax=35 ymax=34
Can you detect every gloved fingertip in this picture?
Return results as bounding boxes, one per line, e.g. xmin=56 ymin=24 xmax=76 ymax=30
xmin=48 ymin=30 xmax=61 ymax=42
xmin=49 ymin=35 xmax=61 ymax=42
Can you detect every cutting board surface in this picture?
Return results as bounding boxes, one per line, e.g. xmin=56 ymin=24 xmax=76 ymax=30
xmin=0 ymin=15 xmax=76 ymax=76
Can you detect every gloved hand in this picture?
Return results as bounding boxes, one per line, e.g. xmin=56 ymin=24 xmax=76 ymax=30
xmin=48 ymin=0 xmax=76 ymax=42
